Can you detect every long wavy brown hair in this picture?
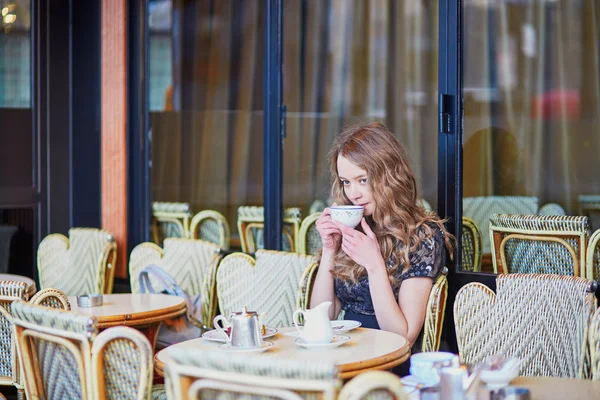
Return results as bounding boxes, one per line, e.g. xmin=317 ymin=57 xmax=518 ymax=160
xmin=328 ymin=122 xmax=454 ymax=286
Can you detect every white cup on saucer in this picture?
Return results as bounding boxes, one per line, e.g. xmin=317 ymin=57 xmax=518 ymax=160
xmin=410 ymin=352 xmax=456 ymax=386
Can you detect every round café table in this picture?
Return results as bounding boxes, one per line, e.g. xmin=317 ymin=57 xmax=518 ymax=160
xmin=154 ymin=327 xmax=410 ymax=380
xmin=68 ymin=293 xmax=186 ymax=349
xmin=506 ymin=376 xmax=600 ymax=400
xmin=0 ymin=273 xmax=36 ymax=299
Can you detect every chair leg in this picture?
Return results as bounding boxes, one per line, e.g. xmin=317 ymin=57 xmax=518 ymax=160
xmin=17 ymin=388 xmax=25 ymax=400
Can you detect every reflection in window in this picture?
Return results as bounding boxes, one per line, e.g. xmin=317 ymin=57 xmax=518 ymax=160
xmin=0 ymin=0 xmax=30 ymax=108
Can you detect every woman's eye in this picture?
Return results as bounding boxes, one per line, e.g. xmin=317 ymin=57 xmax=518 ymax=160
xmin=359 ymin=178 xmax=368 ymax=184
xmin=341 ymin=180 xmax=350 ymax=186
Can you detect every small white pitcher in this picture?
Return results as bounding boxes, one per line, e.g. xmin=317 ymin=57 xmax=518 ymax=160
xmin=292 ymin=301 xmax=333 ymax=344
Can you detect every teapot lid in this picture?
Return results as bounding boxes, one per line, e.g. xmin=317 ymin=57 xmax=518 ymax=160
xmin=232 ymin=306 xmax=257 ymax=316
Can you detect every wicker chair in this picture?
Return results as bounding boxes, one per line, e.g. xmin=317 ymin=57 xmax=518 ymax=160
xmin=587 ymin=229 xmax=600 ymax=281
xmin=538 ymin=203 xmax=566 ymax=216
xmin=579 ymin=195 xmax=600 ymax=231
xmin=37 ymin=227 xmax=117 ymax=295
xmin=216 ymin=250 xmax=316 ymax=328
xmin=489 ymin=214 xmax=590 ymax=277
xmin=337 ymin=371 xmax=409 ymax=400
xmin=237 ymin=206 xmax=302 ymax=253
xmin=0 ymin=281 xmax=28 ymax=400
xmin=461 ymin=217 xmax=482 ymax=272
xmin=454 ymin=274 xmax=597 ymax=378
xmin=421 ymin=267 xmax=449 ymax=353
xmin=190 ymin=210 xmax=230 ymax=250
xmin=297 ymin=212 xmax=322 ymax=256
xmin=590 ymin=307 xmax=600 ymax=381
xmin=91 ymin=326 xmax=153 ymax=400
xmin=151 ymin=201 xmax=192 ymax=245
xmin=29 ymin=288 xmax=71 ymax=310
xmin=463 ymin=196 xmax=539 ymax=254
xmin=12 ymin=300 xmax=98 ymax=400
xmin=129 ymin=238 xmax=223 ymax=329
xmin=165 ymin=348 xmax=341 ymax=400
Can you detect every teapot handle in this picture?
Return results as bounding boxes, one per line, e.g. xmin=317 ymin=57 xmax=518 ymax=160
xmin=213 ymin=315 xmax=231 ymax=342
xmin=292 ymin=309 xmax=305 ymax=336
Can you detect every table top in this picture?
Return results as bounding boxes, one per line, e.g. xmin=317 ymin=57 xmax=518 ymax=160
xmin=67 ymin=293 xmax=186 ymax=328
xmin=154 ymin=327 xmax=410 ymax=379
xmin=508 ymin=376 xmax=600 ymax=400
xmin=0 ymin=273 xmax=37 ymax=297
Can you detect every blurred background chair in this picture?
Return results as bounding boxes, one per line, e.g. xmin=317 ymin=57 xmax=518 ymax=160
xmin=587 ymin=229 xmax=600 ymax=282
xmin=579 ymin=195 xmax=600 ymax=232
xmin=91 ymin=326 xmax=153 ymax=400
xmin=151 ymin=201 xmax=192 ymax=245
xmin=29 ymin=288 xmax=70 ymax=310
xmin=454 ymin=274 xmax=596 ymax=378
xmin=189 ymin=210 xmax=230 ymax=250
xmin=12 ymin=300 xmax=98 ymax=400
xmin=0 ymin=281 xmax=28 ymax=400
xmin=37 ymin=227 xmax=117 ymax=295
xmin=421 ymin=267 xmax=449 ymax=353
xmin=590 ymin=308 xmax=600 ymax=381
xmin=337 ymin=371 xmax=409 ymax=400
xmin=539 ymin=203 xmax=567 ymax=216
xmin=461 ymin=217 xmax=483 ymax=272
xmin=237 ymin=206 xmax=302 ymax=253
xmin=217 ymin=250 xmax=315 ymax=328
xmin=129 ymin=238 xmax=223 ymax=329
xmin=0 ymin=226 xmax=17 ymax=274
xmin=489 ymin=214 xmax=589 ymax=277
xmin=165 ymin=348 xmax=340 ymax=400
xmin=297 ymin=212 xmax=321 ymax=256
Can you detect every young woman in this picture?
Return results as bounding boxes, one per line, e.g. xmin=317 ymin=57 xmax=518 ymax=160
xmin=310 ymin=122 xmax=454 ymax=351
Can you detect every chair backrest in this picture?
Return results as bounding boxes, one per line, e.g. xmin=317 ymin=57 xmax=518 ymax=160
xmin=129 ymin=238 xmax=223 ymax=327
xmin=151 ymin=201 xmax=192 ymax=244
xmin=217 ymin=250 xmax=316 ymax=328
xmin=297 ymin=212 xmax=322 ymax=256
xmin=539 ymin=203 xmax=566 ymax=216
xmin=579 ymin=195 xmax=600 ymax=231
xmin=421 ymin=268 xmax=449 ymax=353
xmin=29 ymin=288 xmax=71 ymax=310
xmin=587 ymin=229 xmax=600 ymax=281
xmin=165 ymin=348 xmax=340 ymax=400
xmin=37 ymin=227 xmax=117 ymax=295
xmin=461 ymin=217 xmax=482 ymax=272
xmin=297 ymin=261 xmax=319 ymax=312
xmin=463 ymin=196 xmax=539 ymax=253
xmin=237 ymin=206 xmax=302 ymax=253
xmin=91 ymin=326 xmax=153 ymax=400
xmin=590 ymin=307 xmax=600 ymax=381
xmin=12 ymin=300 xmax=97 ymax=400
xmin=337 ymin=371 xmax=409 ymax=400
xmin=0 ymin=281 xmax=28 ymax=388
xmin=190 ymin=210 xmax=230 ymax=250
xmin=454 ymin=274 xmax=597 ymax=378
xmin=489 ymin=214 xmax=590 ymax=277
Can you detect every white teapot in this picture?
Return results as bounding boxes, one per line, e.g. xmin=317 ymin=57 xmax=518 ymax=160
xmin=292 ymin=301 xmax=334 ymax=344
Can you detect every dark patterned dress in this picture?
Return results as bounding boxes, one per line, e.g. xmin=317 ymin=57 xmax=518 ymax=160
xmin=334 ymin=223 xmax=446 ymax=354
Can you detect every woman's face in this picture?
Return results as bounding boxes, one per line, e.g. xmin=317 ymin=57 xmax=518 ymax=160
xmin=337 ymin=155 xmax=374 ymax=216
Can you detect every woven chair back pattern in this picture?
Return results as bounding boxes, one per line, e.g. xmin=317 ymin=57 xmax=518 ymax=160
xmin=421 ymin=269 xmax=448 ymax=353
xmin=461 ymin=217 xmax=482 ymax=272
xmin=190 ymin=210 xmax=231 ymax=250
xmin=12 ymin=301 xmax=97 ymax=400
xmin=38 ymin=228 xmax=115 ymax=296
xmin=167 ymin=348 xmax=339 ymax=400
xmin=29 ymin=288 xmax=71 ymax=310
xmin=237 ymin=206 xmax=301 ymax=253
xmin=129 ymin=243 xmax=164 ymax=294
xmin=463 ymin=196 xmax=538 ymax=253
xmin=588 ymin=230 xmax=600 ymax=281
xmin=92 ymin=327 xmax=153 ymax=400
xmin=0 ymin=281 xmax=27 ymax=380
xmin=298 ymin=213 xmax=322 ymax=256
xmin=590 ymin=308 xmax=600 ymax=381
xmin=455 ymin=274 xmax=594 ymax=378
xmin=489 ymin=214 xmax=589 ymax=277
xmin=217 ymin=250 xmax=315 ymax=328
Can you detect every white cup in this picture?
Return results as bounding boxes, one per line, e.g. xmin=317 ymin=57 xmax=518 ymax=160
xmin=409 ymin=352 xmax=456 ymax=385
xmin=330 ymin=205 xmax=364 ymax=228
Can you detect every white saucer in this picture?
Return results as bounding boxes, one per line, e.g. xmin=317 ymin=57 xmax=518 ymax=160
xmin=331 ymin=320 xmax=361 ymax=333
xmin=217 ymin=341 xmax=274 ymax=353
xmin=202 ymin=328 xmax=278 ymax=343
xmin=294 ymin=335 xmax=350 ymax=349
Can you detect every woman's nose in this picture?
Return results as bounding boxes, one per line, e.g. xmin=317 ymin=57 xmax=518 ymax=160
xmin=348 ymin=185 xmax=362 ymax=200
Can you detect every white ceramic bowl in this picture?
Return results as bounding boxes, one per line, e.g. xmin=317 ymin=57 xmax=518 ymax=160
xmin=479 ymin=358 xmax=520 ymax=389
xmin=409 ymin=352 xmax=456 ymax=386
xmin=330 ymin=206 xmax=364 ymax=228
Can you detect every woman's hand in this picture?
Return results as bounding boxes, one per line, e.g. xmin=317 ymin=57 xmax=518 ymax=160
xmin=335 ymin=218 xmax=385 ymax=273
xmin=315 ymin=207 xmax=342 ymax=250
